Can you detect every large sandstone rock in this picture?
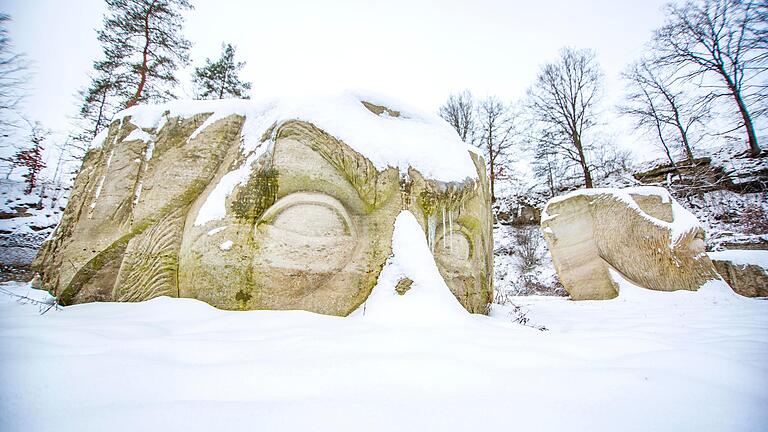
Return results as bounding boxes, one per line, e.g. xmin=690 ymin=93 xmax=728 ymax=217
xmin=709 ymin=250 xmax=768 ymax=297
xmin=33 ymin=94 xmax=493 ymax=315
xmin=541 ymin=187 xmax=720 ymax=300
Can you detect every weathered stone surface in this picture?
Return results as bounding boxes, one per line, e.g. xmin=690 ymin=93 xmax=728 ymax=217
xmin=541 ymin=187 xmax=720 ymax=300
xmin=712 ymin=260 xmax=768 ymax=297
xmin=495 ymin=203 xmax=541 ymax=226
xmin=709 ymin=250 xmax=768 ymax=297
xmin=33 ymin=97 xmax=493 ymax=316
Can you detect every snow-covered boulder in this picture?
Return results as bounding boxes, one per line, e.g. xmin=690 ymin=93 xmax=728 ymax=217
xmin=541 ymin=187 xmax=720 ymax=300
xmin=709 ymin=250 xmax=768 ymax=297
xmin=33 ymin=93 xmax=493 ymax=315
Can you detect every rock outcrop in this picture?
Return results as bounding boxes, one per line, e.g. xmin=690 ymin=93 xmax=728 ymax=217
xmin=541 ymin=187 xmax=720 ymax=300
xmin=33 ymin=94 xmax=493 ymax=315
xmin=709 ymin=250 xmax=768 ymax=297
xmin=633 ymin=149 xmax=768 ymax=195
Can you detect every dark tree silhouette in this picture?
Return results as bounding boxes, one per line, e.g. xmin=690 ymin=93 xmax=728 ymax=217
xmin=654 ymin=0 xmax=766 ymax=157
xmin=621 ymin=59 xmax=711 ymax=164
xmin=439 ymin=90 xmax=475 ymax=142
xmin=476 ymin=96 xmax=515 ymax=202
xmin=81 ymin=0 xmax=193 ymax=115
xmin=193 ymin=43 xmax=252 ymax=99
xmin=527 ymin=47 xmax=603 ymax=188
xmin=0 ymin=14 xmax=28 ymax=148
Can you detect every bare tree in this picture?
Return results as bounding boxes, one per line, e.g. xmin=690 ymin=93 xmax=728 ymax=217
xmin=528 ymin=130 xmax=573 ymax=197
xmin=621 ymin=59 xmax=711 ymax=164
xmin=439 ymin=90 xmax=475 ymax=142
xmin=0 ymin=14 xmax=28 ymax=149
xmin=476 ymin=96 xmax=515 ymax=202
xmin=621 ymin=70 xmax=677 ymax=166
xmin=590 ymin=140 xmax=634 ymax=183
xmin=654 ymin=0 xmax=766 ymax=157
xmin=526 ymin=47 xmax=603 ymax=188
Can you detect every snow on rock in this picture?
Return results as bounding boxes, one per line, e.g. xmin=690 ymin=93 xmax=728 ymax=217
xmin=708 ymin=250 xmax=768 ymax=270
xmin=608 ymin=267 xmax=737 ymax=303
xmin=219 ymin=240 xmax=233 ymax=251
xmin=124 ymin=128 xmax=153 ymax=144
xmin=114 ymin=92 xmax=477 ymax=183
xmin=132 ymin=182 xmax=142 ymax=205
xmin=116 ymin=92 xmax=477 ymax=227
xmin=352 ymin=210 xmax=470 ymax=323
xmin=193 ymin=152 xmax=263 ymax=226
xmin=88 ymin=127 xmax=109 ymax=150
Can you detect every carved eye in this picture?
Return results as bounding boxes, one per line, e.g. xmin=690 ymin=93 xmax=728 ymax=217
xmin=271 ymin=203 xmax=349 ymax=237
xmin=260 ymin=192 xmax=354 ymax=238
xmin=436 ymin=231 xmax=471 ymax=261
xmin=256 ymin=193 xmax=356 ymax=273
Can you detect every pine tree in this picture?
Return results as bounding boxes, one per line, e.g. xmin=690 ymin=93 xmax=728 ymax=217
xmin=76 ymin=0 xmax=193 ymax=144
xmin=193 ymin=43 xmax=252 ymax=99
xmin=74 ymin=59 xmax=121 ymax=145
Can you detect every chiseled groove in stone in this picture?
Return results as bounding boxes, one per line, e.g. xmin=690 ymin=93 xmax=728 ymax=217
xmin=114 ymin=208 xmax=183 ymax=302
xmin=275 ymin=120 xmax=393 ymax=211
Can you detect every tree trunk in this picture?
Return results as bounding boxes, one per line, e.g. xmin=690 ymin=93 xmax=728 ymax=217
xmin=93 ymin=87 xmax=109 ymax=139
xmin=218 ymin=69 xmax=228 ymax=99
xmin=721 ymin=68 xmax=761 ymax=157
xmin=647 ymin=89 xmax=677 ymax=166
xmin=733 ymin=89 xmax=761 ymax=157
xmin=667 ymin=98 xmax=694 ymax=161
xmin=572 ymin=132 xmax=593 ymax=188
xmin=126 ymin=4 xmax=154 ymax=108
xmin=655 ymin=120 xmax=676 ymax=166
xmin=547 ymin=160 xmax=555 ymax=197
xmin=488 ymin=143 xmax=496 ymax=203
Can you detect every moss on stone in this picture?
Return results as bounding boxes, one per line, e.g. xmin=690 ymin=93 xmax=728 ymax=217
xmin=59 ymin=235 xmax=131 ymax=305
xmin=457 ymin=214 xmax=480 ymax=233
xmin=395 ymin=278 xmax=413 ymax=295
xmin=417 ymin=184 xmax=474 ymax=223
xmin=231 ymin=168 xmax=279 ymax=223
xmin=235 ymin=289 xmax=252 ymax=304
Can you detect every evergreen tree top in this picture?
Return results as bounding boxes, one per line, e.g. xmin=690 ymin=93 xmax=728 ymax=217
xmin=193 ymin=43 xmax=252 ymax=100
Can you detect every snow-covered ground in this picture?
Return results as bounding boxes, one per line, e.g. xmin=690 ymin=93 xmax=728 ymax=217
xmin=493 ymin=223 xmax=563 ymax=296
xmin=709 ymin=249 xmax=768 ymax=269
xmin=1 ymin=278 xmax=766 ymax=432
xmin=0 ymin=178 xmax=66 ymax=269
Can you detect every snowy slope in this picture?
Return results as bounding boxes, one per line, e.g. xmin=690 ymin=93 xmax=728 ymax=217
xmin=0 ymin=179 xmax=65 ymax=268
xmin=1 ymin=280 xmax=766 ymax=432
xmin=352 ymin=211 xmax=471 ymax=322
xmin=708 ymin=250 xmax=768 ymax=270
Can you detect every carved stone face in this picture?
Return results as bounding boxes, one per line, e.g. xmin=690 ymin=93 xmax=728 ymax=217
xmin=178 ymin=120 xmax=493 ymax=315
xmin=35 ymin=98 xmax=493 ymax=316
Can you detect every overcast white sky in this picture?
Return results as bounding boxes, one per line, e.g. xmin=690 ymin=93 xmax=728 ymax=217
xmin=2 ymin=0 xmax=671 ymax=157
